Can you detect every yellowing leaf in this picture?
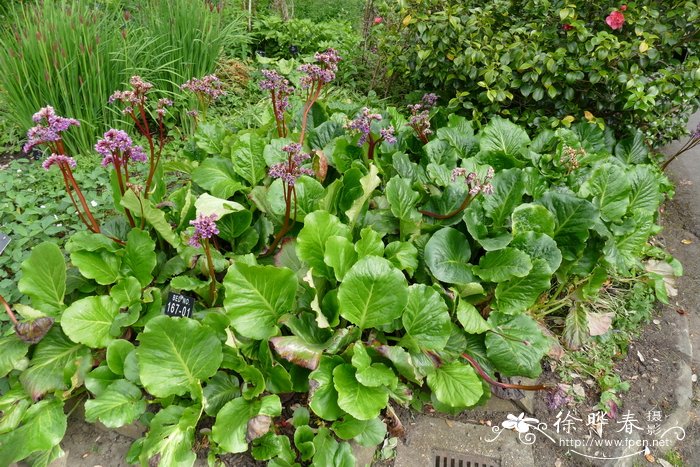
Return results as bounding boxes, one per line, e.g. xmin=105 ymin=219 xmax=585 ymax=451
xmin=402 ymin=15 xmax=412 ymax=27
xmin=562 ymin=115 xmax=575 ymax=126
xmin=447 ymin=53 xmax=455 ymax=61
xmin=584 ymin=111 xmax=595 ymax=122
xmin=639 ymin=41 xmax=649 ymax=53
xmin=681 ymin=239 xmax=693 ymax=245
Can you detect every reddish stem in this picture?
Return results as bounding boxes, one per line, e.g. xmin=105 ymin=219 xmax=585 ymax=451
xmin=419 ymin=194 xmax=473 ymax=220
xmin=0 ymin=293 xmax=18 ymax=325
xmin=461 ymin=353 xmax=549 ymax=391
xmin=204 ymin=239 xmax=218 ymax=307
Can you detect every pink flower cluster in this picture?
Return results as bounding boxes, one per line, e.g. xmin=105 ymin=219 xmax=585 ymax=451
xmin=109 ymin=76 xmax=154 ymax=114
xmin=180 ymin=74 xmax=226 ymax=100
xmin=268 ymin=143 xmax=314 ymax=186
xmin=407 ymin=93 xmax=438 ymax=139
xmin=346 ymin=107 xmax=397 ymax=146
xmin=189 ymin=214 xmax=220 ymax=248
xmin=95 ymin=129 xmax=147 ymax=167
xmin=156 ymin=98 xmax=173 ymax=117
xmin=299 ymin=48 xmax=341 ymax=89
xmin=259 ymin=69 xmax=294 ymax=120
xmin=451 ymin=166 xmax=495 ymax=195
xmin=42 ymin=153 xmax=77 ymax=171
xmin=24 ymin=106 xmax=80 ymax=153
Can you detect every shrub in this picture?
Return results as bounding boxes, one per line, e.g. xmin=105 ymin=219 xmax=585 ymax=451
xmin=0 ymin=51 xmax=679 ymax=465
xmin=375 ymin=0 xmax=700 ymax=145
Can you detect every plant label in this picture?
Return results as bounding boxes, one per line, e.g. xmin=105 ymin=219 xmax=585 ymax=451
xmin=0 ymin=233 xmax=9 ymax=255
xmin=164 ymin=292 xmax=194 ymax=318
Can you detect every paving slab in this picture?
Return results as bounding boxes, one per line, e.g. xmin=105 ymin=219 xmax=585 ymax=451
xmin=395 ymin=415 xmax=534 ymax=467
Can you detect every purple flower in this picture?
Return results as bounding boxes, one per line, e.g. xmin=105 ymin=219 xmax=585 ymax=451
xmin=546 ymin=385 xmax=573 ymax=411
xmin=42 ymin=153 xmax=77 ymax=171
xmin=380 ymin=126 xmax=397 ymax=144
xmin=187 ymin=110 xmax=199 ymax=118
xmin=421 ymin=93 xmax=438 ymax=107
xmin=259 ymin=69 xmax=293 ymax=120
xmin=109 ymin=76 xmax=153 ymax=113
xmin=346 ymin=108 xmax=383 ymax=146
xmin=189 ymin=214 xmax=220 ymax=248
xmin=180 ymin=74 xmax=226 ymax=101
xmin=156 ymin=98 xmax=173 ymax=117
xmin=691 ymin=122 xmax=700 ymax=139
xmin=95 ymin=129 xmax=147 ymax=167
xmin=24 ymin=106 xmax=80 ymax=152
xmin=269 ymin=144 xmax=314 ymax=186
xmin=298 ymin=48 xmax=342 ymax=89
xmin=451 ymin=166 xmax=495 ymax=195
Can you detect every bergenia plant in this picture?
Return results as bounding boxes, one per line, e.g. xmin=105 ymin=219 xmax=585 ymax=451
xmin=109 ymin=76 xmax=170 ymax=198
xmin=407 ymin=93 xmax=438 ymax=144
xmin=180 ymin=74 xmax=226 ymax=122
xmin=95 ymin=129 xmax=147 ymax=227
xmin=259 ymin=69 xmax=294 ymax=138
xmin=25 ymin=106 xmax=103 ymax=236
xmin=346 ymin=107 xmax=396 ymax=161
xmin=420 ymin=166 xmax=495 ymax=219
xmin=297 ymin=48 xmax=341 ymax=142
xmin=265 ymin=143 xmax=315 ymax=254
xmin=189 ymin=213 xmax=220 ymax=306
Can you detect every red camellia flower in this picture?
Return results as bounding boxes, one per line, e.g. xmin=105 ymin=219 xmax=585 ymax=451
xmin=606 ymin=10 xmax=625 ymax=30
xmin=373 ymin=16 xmax=383 ymax=25
xmin=620 ymin=5 xmax=627 ymax=11
xmin=562 ymin=23 xmax=573 ymax=31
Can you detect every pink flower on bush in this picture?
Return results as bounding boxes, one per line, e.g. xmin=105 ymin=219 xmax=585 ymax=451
xmin=606 ymin=10 xmax=625 ymax=30
xmin=373 ymin=17 xmax=383 ymax=25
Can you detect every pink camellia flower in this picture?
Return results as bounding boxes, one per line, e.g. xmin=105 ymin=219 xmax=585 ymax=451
xmin=606 ymin=10 xmax=625 ymax=30
xmin=373 ymin=16 xmax=383 ymax=25
xmin=562 ymin=23 xmax=573 ymax=31
xmin=620 ymin=5 xmax=627 ymax=11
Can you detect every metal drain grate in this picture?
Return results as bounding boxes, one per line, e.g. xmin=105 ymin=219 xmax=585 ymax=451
xmin=432 ymin=448 xmax=500 ymax=467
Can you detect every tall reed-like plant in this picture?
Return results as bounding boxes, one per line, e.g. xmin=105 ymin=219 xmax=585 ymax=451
xmin=0 ymin=0 xmax=134 ymax=155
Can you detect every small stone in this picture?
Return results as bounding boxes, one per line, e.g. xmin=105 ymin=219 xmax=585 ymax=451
xmin=692 ymin=374 xmax=697 ymax=383
xmin=653 ymin=319 xmax=661 ymax=325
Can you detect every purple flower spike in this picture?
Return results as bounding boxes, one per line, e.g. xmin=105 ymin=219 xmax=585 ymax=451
xmin=42 ymin=153 xmax=77 ymax=171
xmin=24 ymin=106 xmax=80 ymax=153
xmin=451 ymin=166 xmax=495 ymax=196
xmin=180 ymin=74 xmax=226 ymax=100
xmin=346 ymin=107 xmax=383 ymax=146
xmin=96 ymin=129 xmax=147 ymax=167
xmin=298 ymin=48 xmax=342 ymax=89
xmin=109 ymin=75 xmax=153 ymax=112
xmin=189 ymin=214 xmax=220 ymax=248
xmin=259 ymin=69 xmax=293 ymax=120
xmin=269 ymin=144 xmax=314 ymax=186
xmin=380 ymin=126 xmax=397 ymax=144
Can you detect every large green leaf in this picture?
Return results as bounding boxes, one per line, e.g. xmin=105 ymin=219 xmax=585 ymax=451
xmin=61 ymin=296 xmax=120 ymax=348
xmin=297 ymin=211 xmax=351 ymax=279
xmin=136 ymin=316 xmax=222 ymax=398
xmin=351 ymin=343 xmax=398 ymax=388
xmin=345 ymin=164 xmax=380 ymax=226
xmin=604 ymin=212 xmax=654 ymax=272
xmin=426 ymin=361 xmax=483 ymax=409
xmin=485 ymin=313 xmax=549 ymax=378
xmin=312 ymin=428 xmax=356 ymax=467
xmin=70 ymin=250 xmax=121 ymax=285
xmin=18 ymin=242 xmax=65 ymax=314
xmin=0 ymin=335 xmax=28 ymax=377
xmin=511 ymin=204 xmax=556 ymax=236
xmin=323 ymin=236 xmax=357 ymax=281
xmin=223 ymin=262 xmax=297 ymax=339
xmin=400 ymin=284 xmax=451 ymax=352
xmin=84 ymin=379 xmax=147 ymax=428
xmin=386 ymin=176 xmax=421 ymax=222
xmin=337 ymin=256 xmax=408 ymax=329
xmin=106 ymin=339 xmax=135 ymax=376
xmin=456 ymin=301 xmax=491 ymax=334
xmin=121 ymin=189 xmax=181 ymax=249
xmin=212 ymin=395 xmax=281 ymax=453
xmin=231 ymin=132 xmax=267 ymax=186
xmin=191 ymin=158 xmax=244 ymax=198
xmin=203 ymin=371 xmax=241 ymax=416
xmin=579 ymin=163 xmax=630 ymax=222
xmin=510 ymin=232 xmax=562 ymax=274
xmin=424 ymin=227 xmax=473 ymax=283
xmin=309 ymin=356 xmax=345 ymax=421
xmin=614 ymin=130 xmax=648 ymax=164
xmin=482 ymin=168 xmax=526 ymax=229
xmin=194 ymin=193 xmax=245 ymax=218
xmin=137 ymin=405 xmax=198 ymax=467
xmin=479 ymin=117 xmax=530 ymax=169
xmin=537 ymin=191 xmax=597 ymax=261
xmin=474 ymin=248 xmax=532 ymax=282
xmin=384 ymin=241 xmax=418 ymax=276
xmin=333 ymin=364 xmax=388 ymax=420
xmin=19 ymin=328 xmax=91 ymax=399
xmin=494 ymin=258 xmax=552 ymax=314
xmin=332 ymin=416 xmax=387 ymax=447
xmin=627 ymin=165 xmax=661 ymax=215
xmin=0 ymin=399 xmax=66 ymax=466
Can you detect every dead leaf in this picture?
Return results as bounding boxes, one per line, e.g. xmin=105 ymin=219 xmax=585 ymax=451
xmin=246 ymin=415 xmax=272 ymax=442
xmin=637 ymin=351 xmax=645 ymax=363
xmin=14 ymin=317 xmax=54 ymax=344
xmin=644 ymin=260 xmax=678 ymax=297
xmin=676 ymin=307 xmax=687 ymax=315
xmin=385 ymin=404 xmax=406 ymax=439
xmin=681 ymin=239 xmax=693 ymax=245
xmin=644 ymin=446 xmax=655 ymax=462
xmin=588 ymin=312 xmax=614 ymax=336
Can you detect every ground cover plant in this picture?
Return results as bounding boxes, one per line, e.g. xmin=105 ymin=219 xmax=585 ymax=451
xmin=0 ymin=47 xmax=681 ymax=466
xmin=373 ymin=0 xmax=700 ymax=145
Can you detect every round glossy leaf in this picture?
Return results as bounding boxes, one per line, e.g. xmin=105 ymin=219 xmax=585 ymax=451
xmin=424 ymin=227 xmax=473 ymax=284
